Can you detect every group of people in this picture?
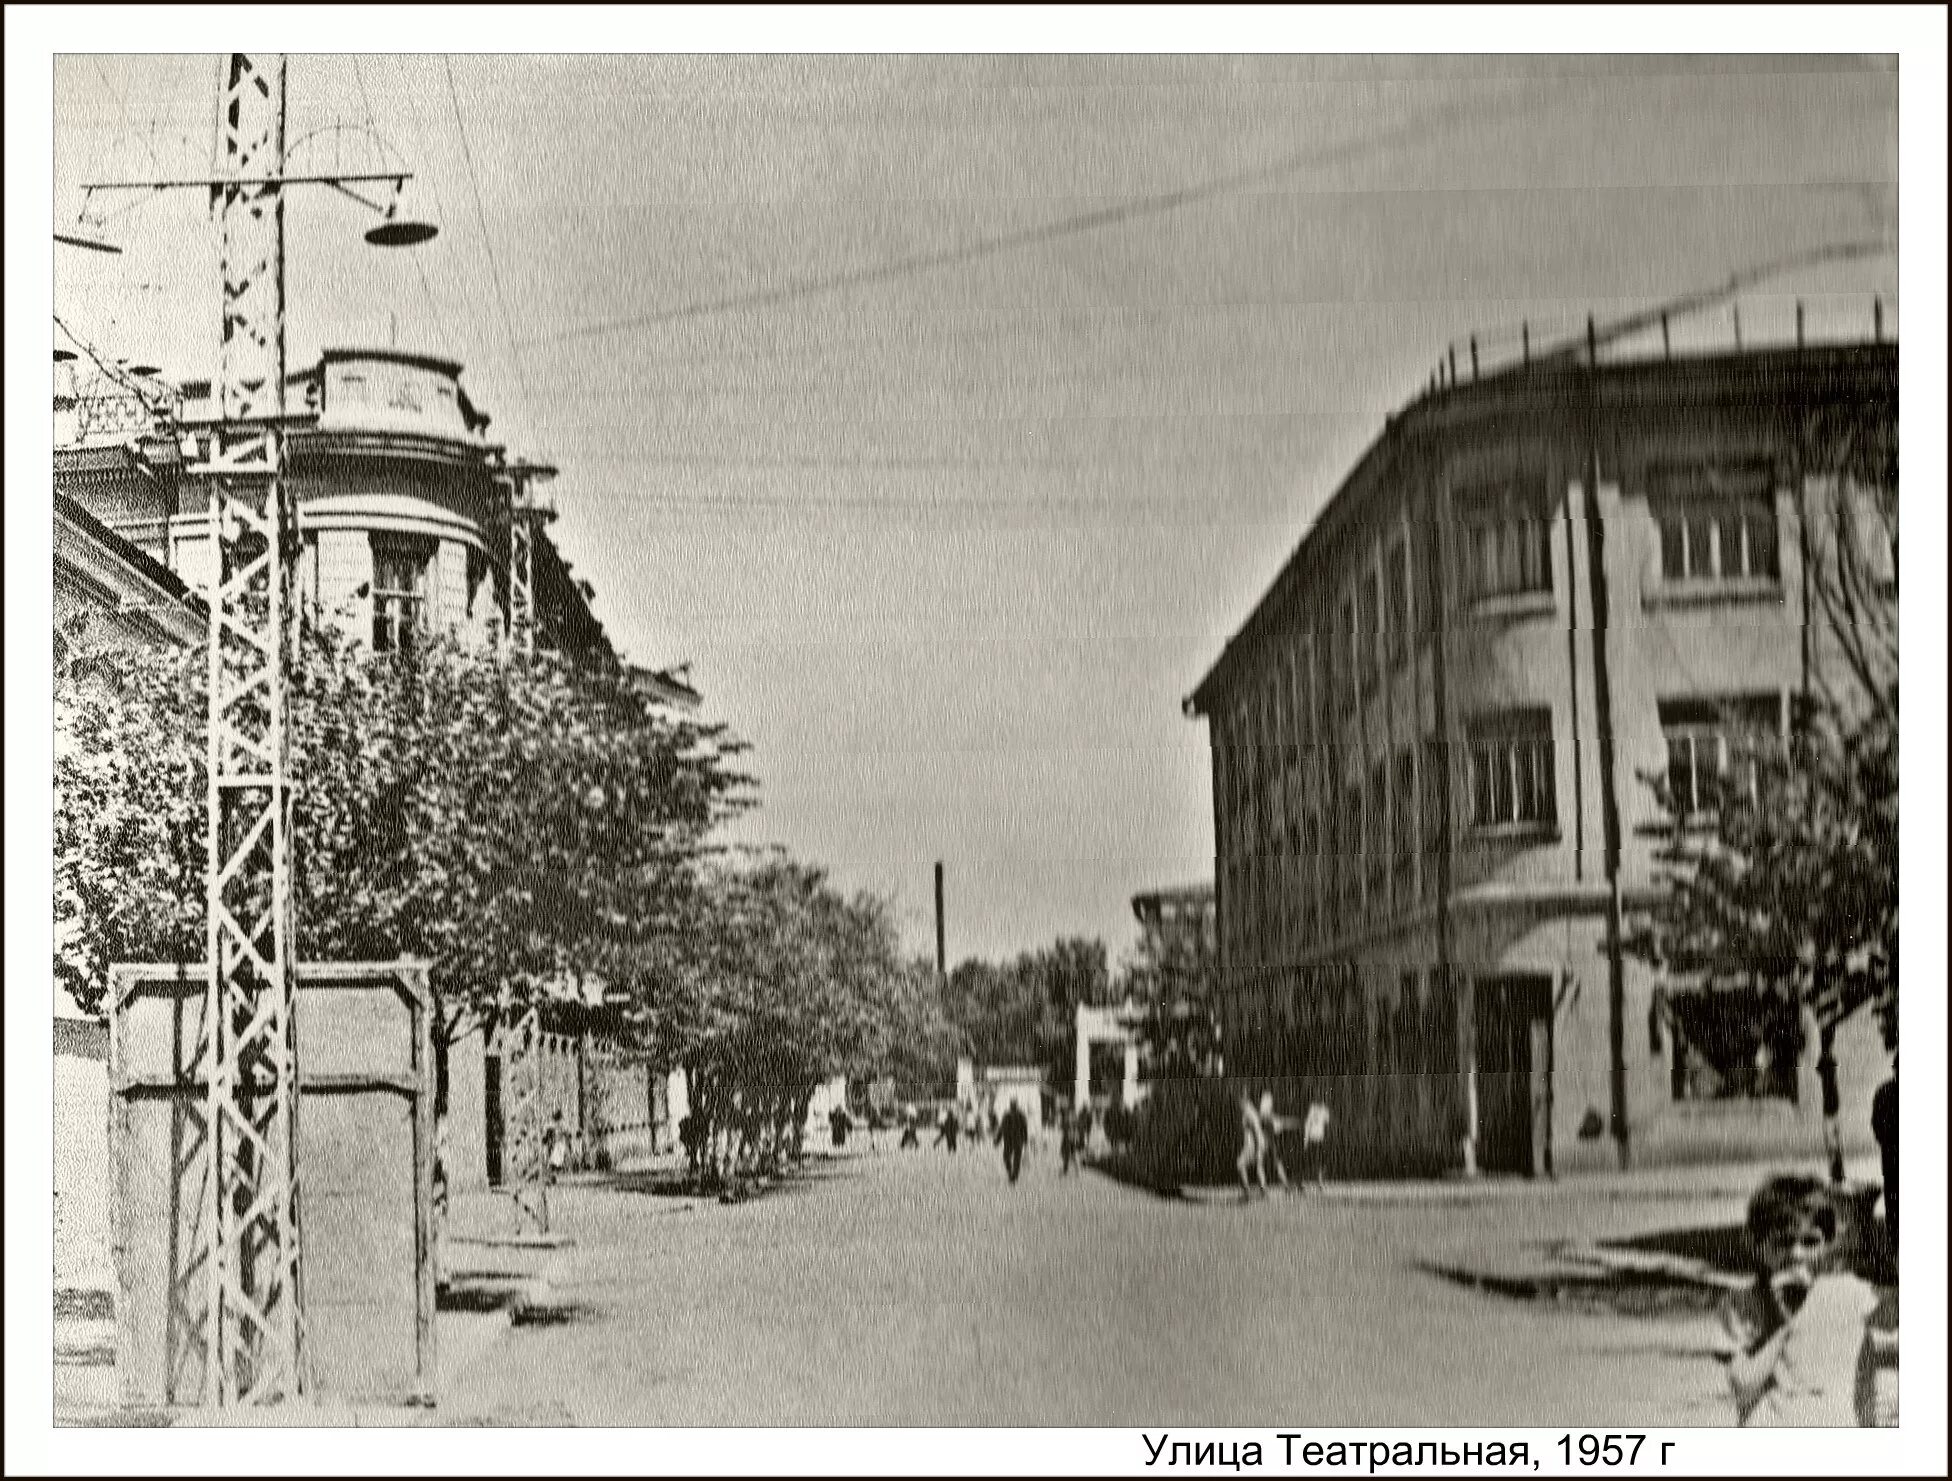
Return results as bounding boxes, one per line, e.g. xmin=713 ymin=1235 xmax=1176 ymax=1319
xmin=1237 ymin=1089 xmax=1330 ymax=1200
xmin=861 ymin=1097 xmax=1041 ymax=1183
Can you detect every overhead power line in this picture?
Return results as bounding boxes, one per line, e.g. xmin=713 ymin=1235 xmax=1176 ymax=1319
xmin=444 ymin=54 xmax=537 ymax=432
xmin=521 ymin=86 xmax=1536 ymax=349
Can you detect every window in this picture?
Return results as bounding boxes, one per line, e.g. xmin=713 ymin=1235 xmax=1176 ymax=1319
xmin=1341 ymin=780 xmax=1363 ymax=911
xmin=1665 ymin=983 xmax=1800 ymax=1102
xmin=1419 ymin=518 xmax=1444 ymax=636
xmin=1367 ymin=757 xmax=1389 ymax=906
xmin=1300 ymin=807 xmax=1320 ymax=944
xmin=1392 ymin=748 xmax=1417 ymax=900
xmin=1397 ymin=973 xmax=1423 ymax=1075
xmin=1650 ymin=464 xmax=1779 ymax=584
xmin=1466 ymin=710 xmax=1556 ymax=831
xmin=1458 ymin=478 xmax=1553 ymax=602
xmin=1337 ymin=594 xmax=1357 ymax=707
xmin=1359 ymin=568 xmax=1382 ymax=691
xmin=1385 ymin=539 xmax=1411 ymax=665
xmin=1420 ymin=738 xmax=1446 ymax=854
xmin=372 ymin=540 xmax=431 ymax=652
xmin=1658 ymin=695 xmax=1781 ymax=816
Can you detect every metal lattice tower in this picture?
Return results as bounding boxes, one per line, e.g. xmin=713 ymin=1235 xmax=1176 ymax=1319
xmin=508 ymin=496 xmax=536 ymax=655
xmin=505 ymin=461 xmax=555 ymax=656
xmin=198 ymin=53 xmax=305 ymax=1406
xmin=493 ymin=1007 xmax=550 ymax=1233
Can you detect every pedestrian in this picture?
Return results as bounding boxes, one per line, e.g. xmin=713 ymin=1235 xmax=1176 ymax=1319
xmin=547 ymin=1112 xmax=574 ymax=1179
xmin=935 ymin=1105 xmax=961 ymax=1153
xmin=1257 ymin=1091 xmax=1295 ymax=1192
xmin=1718 ymin=1173 xmax=1896 ymax=1426
xmin=1076 ymin=1101 xmax=1095 ymax=1152
xmin=1871 ymin=1055 xmax=1896 ymax=1258
xmin=679 ymin=1111 xmax=705 ymax=1183
xmin=828 ymin=1104 xmax=853 ymax=1150
xmin=1235 ymin=1091 xmax=1269 ymax=1201
xmin=1058 ymin=1108 xmax=1080 ymax=1175
xmin=1300 ymin=1100 xmax=1332 ymax=1190
xmin=996 ymin=1098 xmax=1031 ymax=1184
xmin=899 ymin=1106 xmax=921 ymax=1150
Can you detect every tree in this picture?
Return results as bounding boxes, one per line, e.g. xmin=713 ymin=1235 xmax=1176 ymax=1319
xmin=1118 ymin=905 xmax=1221 ymax=1082
xmin=628 ymin=854 xmax=957 ymax=1183
xmin=940 ymin=936 xmax=1111 ymax=1092
xmin=54 ymin=622 xmax=752 ymax=1066
xmin=1627 ymin=394 xmax=1897 ymax=1177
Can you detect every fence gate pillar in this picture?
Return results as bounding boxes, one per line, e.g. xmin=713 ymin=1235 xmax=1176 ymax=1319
xmin=490 ymin=1008 xmax=548 ymax=1234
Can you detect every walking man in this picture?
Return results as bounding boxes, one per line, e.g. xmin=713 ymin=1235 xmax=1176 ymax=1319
xmin=997 ymin=1098 xmax=1031 ymax=1184
xmin=935 ymin=1105 xmax=961 ymax=1153
xmin=1236 ymin=1091 xmax=1269 ymax=1201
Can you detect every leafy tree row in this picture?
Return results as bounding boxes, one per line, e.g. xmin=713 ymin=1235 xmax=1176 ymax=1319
xmin=54 ymin=620 xmax=958 ymax=1177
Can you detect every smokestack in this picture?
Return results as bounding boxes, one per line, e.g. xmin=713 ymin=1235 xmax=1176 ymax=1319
xmin=934 ymin=861 xmax=946 ymax=981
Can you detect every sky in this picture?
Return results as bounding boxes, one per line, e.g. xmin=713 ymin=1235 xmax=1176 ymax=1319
xmin=50 ymin=53 xmax=1899 ymax=966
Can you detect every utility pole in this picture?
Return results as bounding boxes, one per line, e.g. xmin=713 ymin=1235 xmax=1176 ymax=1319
xmin=934 ymin=861 xmax=947 ymax=983
xmin=79 ymin=54 xmax=434 ymax=1408
xmin=1580 ymin=316 xmax=1632 ymax=1172
xmin=200 ymin=53 xmax=304 ymax=1405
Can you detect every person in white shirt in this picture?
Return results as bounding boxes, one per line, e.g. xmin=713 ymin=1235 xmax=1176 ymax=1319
xmin=1720 ymin=1173 xmax=1897 ymax=1426
xmin=1235 ymin=1092 xmax=1268 ymax=1201
xmin=1300 ymin=1101 xmax=1331 ymax=1190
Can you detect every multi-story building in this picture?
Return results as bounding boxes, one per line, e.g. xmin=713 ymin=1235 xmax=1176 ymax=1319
xmin=1186 ymin=327 xmax=1896 ymax=1178
xmin=53 ymin=346 xmax=692 ymax=689
xmin=53 ymin=344 xmax=700 ymax=1185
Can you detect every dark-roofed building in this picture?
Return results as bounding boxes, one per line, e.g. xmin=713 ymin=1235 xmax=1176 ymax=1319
xmin=1187 ymin=330 xmax=1895 ymax=1179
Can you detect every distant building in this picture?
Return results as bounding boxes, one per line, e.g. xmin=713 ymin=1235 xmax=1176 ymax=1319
xmin=1188 ymin=331 xmax=1895 ymax=1178
xmin=1131 ymin=883 xmax=1217 ymax=964
xmin=956 ymin=1059 xmax=1049 ymax=1135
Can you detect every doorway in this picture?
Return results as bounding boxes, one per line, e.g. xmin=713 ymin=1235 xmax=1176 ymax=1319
xmin=1474 ymin=975 xmax=1554 ymax=1177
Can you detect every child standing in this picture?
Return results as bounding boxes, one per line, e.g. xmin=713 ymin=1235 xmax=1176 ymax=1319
xmin=1300 ymin=1100 xmax=1331 ymax=1190
xmin=1721 ymin=1173 xmax=1897 ymax=1426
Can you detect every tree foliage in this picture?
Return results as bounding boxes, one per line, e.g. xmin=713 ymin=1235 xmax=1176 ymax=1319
xmin=1626 ymin=400 xmax=1898 ymax=1061
xmin=54 ymin=620 xmax=751 ymax=1027
xmin=942 ymin=936 xmax=1113 ymax=1089
xmin=1117 ymin=901 xmax=1221 ymax=1082
xmin=55 ymin=620 xmax=960 ymax=1180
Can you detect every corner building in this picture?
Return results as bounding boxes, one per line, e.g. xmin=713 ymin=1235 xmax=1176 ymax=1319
xmin=1188 ymin=336 xmax=1895 ymax=1178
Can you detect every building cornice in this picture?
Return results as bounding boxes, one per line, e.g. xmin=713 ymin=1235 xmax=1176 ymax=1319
xmin=1229 ymin=881 xmax=1667 ymax=979
xmin=1187 ymin=340 xmax=1897 ymax=716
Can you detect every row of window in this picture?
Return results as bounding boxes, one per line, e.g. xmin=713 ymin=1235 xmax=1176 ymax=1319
xmin=1223 ymin=967 xmax=1460 ymax=1085
xmin=1216 ymin=473 xmax=1785 ymax=824
xmin=1220 ymin=695 xmax=1779 ymax=963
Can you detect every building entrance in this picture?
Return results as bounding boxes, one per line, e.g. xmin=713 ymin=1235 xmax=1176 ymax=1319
xmin=1473 ymin=975 xmax=1554 ymax=1177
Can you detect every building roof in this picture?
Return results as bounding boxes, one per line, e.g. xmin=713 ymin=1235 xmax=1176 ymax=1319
xmin=54 ymin=492 xmax=206 ymax=645
xmin=1132 ymin=883 xmax=1216 ymax=922
xmin=1184 ymin=338 xmax=1898 ymax=717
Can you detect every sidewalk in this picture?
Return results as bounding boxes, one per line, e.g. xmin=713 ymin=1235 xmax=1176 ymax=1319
xmin=1174 ymin=1153 xmax=1882 ymax=1209
xmin=53 ymin=1191 xmax=566 ymax=1427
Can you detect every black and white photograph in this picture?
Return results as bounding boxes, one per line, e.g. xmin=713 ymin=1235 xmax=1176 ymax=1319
xmin=7 ymin=8 xmax=1945 ymax=1474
